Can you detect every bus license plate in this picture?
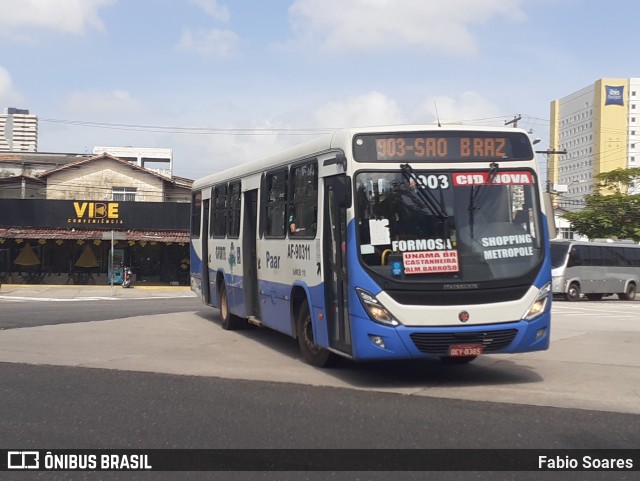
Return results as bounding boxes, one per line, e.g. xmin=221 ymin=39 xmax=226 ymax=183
xmin=448 ymin=344 xmax=484 ymax=357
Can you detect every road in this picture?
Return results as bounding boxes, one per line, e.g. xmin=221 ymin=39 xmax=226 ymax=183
xmin=0 ymin=288 xmax=638 ymax=480
xmin=2 ymin=291 xmax=638 ymax=414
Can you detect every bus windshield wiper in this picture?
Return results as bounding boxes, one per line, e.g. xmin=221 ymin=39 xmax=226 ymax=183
xmin=468 ymin=162 xmax=499 ymax=212
xmin=468 ymin=162 xmax=499 ymax=237
xmin=400 ymin=163 xmax=448 ymax=220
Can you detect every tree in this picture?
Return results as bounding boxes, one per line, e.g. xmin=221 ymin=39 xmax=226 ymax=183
xmin=563 ymin=168 xmax=640 ymax=241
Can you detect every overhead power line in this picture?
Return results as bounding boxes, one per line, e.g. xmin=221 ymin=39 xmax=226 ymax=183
xmin=39 ymin=118 xmax=337 ymax=136
xmin=39 ymin=114 xmax=554 ymax=136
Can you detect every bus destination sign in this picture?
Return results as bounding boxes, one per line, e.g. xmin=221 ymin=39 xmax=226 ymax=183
xmin=353 ymin=131 xmax=533 ymax=162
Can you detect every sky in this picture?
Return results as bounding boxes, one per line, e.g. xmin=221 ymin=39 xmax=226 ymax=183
xmin=0 ymin=0 xmax=638 ymax=181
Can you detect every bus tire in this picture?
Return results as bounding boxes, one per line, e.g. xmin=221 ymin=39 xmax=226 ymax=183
xmin=565 ymin=282 xmax=581 ymax=301
xmin=220 ymin=282 xmax=245 ymax=330
xmin=618 ymin=283 xmax=636 ymax=301
xmin=296 ymin=299 xmax=335 ymax=368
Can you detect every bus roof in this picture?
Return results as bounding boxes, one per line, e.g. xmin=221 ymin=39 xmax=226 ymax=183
xmin=192 ymin=124 xmax=532 ymax=190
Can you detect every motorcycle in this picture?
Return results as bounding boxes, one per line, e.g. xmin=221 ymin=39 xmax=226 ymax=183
xmin=122 ymin=266 xmax=133 ymax=288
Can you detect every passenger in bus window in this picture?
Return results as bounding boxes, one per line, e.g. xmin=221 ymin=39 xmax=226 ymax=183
xmin=289 ymin=204 xmax=300 ymax=234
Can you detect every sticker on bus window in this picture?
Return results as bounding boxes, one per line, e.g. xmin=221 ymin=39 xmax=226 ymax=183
xmin=369 ymin=219 xmax=390 ymax=245
xmin=452 ymin=172 xmax=533 ymax=186
xmin=481 ymin=234 xmax=534 ymax=260
xmin=360 ymin=244 xmax=375 ymax=255
xmin=402 ymin=250 xmax=459 ymax=274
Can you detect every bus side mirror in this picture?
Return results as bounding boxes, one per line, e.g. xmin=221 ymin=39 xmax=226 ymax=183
xmin=542 ymin=192 xmax=557 ymax=240
xmin=323 ymin=152 xmax=347 ymax=171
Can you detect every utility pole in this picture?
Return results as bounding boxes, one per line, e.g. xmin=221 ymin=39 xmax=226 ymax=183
xmin=505 ymin=115 xmax=521 ymax=128
xmin=536 ymin=149 xmax=567 ymax=192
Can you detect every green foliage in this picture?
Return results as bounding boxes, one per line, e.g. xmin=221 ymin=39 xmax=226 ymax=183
xmin=563 ymin=168 xmax=640 ymax=241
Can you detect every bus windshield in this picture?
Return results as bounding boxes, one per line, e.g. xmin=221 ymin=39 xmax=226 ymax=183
xmin=550 ymin=242 xmax=570 ymax=268
xmin=355 ymin=168 xmax=543 ymax=283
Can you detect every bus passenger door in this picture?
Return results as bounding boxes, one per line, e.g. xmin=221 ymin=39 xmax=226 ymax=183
xmin=201 ymin=198 xmax=211 ymax=304
xmin=323 ymin=176 xmax=352 ymax=355
xmin=243 ymin=189 xmax=261 ymax=319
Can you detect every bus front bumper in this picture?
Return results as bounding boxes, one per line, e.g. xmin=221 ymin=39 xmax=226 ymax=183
xmin=350 ymin=314 xmax=551 ymax=361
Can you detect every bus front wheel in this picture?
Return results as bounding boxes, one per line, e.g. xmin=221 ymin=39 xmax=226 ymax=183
xmin=296 ymin=300 xmax=336 ymax=368
xmin=618 ymin=283 xmax=637 ymax=301
xmin=565 ymin=283 xmax=581 ymax=301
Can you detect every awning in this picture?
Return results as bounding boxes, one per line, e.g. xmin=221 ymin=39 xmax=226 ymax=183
xmin=0 ymin=227 xmax=189 ymax=243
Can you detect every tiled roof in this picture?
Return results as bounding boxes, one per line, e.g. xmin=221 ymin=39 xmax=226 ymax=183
xmin=0 ymin=227 xmax=189 ymax=243
xmin=36 ymin=152 xmax=174 ymax=183
xmin=171 ymin=175 xmax=194 ymax=188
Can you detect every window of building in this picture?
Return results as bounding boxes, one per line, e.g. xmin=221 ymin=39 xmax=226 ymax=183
xmin=558 ymin=226 xmax=576 ymax=240
xmin=112 ymin=187 xmax=137 ymax=201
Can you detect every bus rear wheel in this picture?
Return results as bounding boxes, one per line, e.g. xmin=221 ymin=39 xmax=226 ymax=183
xmin=219 ymin=282 xmax=245 ymax=330
xmin=618 ymin=283 xmax=636 ymax=301
xmin=565 ymin=282 xmax=581 ymax=301
xmin=296 ymin=300 xmax=336 ymax=368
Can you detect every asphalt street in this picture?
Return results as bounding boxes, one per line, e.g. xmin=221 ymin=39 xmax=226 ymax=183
xmin=2 ymin=362 xmax=639 ymax=481
xmin=0 ymin=285 xmax=638 ymax=480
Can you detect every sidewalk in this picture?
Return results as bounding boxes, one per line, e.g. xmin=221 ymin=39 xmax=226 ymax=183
xmin=0 ymin=283 xmax=196 ymax=300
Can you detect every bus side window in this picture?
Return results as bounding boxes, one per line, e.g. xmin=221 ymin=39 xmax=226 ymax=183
xmin=630 ymin=248 xmax=640 ymax=267
xmin=227 ymin=181 xmax=242 ymax=238
xmin=212 ymin=184 xmax=228 ymax=238
xmin=601 ymin=247 xmax=614 ymax=267
xmin=289 ymin=161 xmax=318 ymax=238
xmin=568 ymin=246 xmax=582 ymax=267
xmin=265 ymin=169 xmax=288 ymax=238
xmin=588 ymin=246 xmax=603 ymax=266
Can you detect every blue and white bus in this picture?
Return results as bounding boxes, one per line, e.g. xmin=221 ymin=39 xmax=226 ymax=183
xmin=190 ymin=125 xmax=552 ymax=367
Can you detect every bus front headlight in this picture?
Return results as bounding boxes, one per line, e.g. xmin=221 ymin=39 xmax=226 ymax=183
xmin=356 ymin=288 xmax=401 ymax=326
xmin=522 ymin=282 xmax=551 ymax=321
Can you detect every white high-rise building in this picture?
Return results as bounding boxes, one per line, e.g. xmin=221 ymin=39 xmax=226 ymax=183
xmin=0 ymin=107 xmax=38 ymax=152
xmin=548 ymin=78 xmax=640 ymax=210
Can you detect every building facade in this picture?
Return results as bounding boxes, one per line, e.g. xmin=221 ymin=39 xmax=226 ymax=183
xmin=0 ymin=152 xmax=192 ymax=286
xmin=93 ymin=146 xmax=173 ymax=177
xmin=0 ymin=108 xmax=38 ymax=152
xmin=548 ymin=78 xmax=640 ymax=210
